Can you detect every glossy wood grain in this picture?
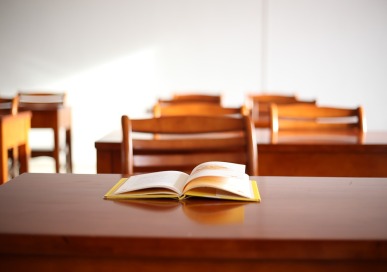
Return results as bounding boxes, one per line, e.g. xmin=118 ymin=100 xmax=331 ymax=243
xmin=95 ymin=129 xmax=387 ymax=177
xmin=0 ymin=173 xmax=386 ymax=271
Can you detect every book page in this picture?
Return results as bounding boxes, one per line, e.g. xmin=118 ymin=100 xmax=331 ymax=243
xmin=184 ymin=161 xmax=253 ymax=199
xmin=188 ymin=161 xmax=247 ymax=183
xmin=113 ymin=171 xmax=189 ymax=196
xmin=190 ymin=161 xmax=246 ymax=176
xmin=183 ymin=175 xmax=253 ymax=199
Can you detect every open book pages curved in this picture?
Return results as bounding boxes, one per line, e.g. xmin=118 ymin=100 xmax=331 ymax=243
xmin=114 ymin=171 xmax=188 ymax=195
xmin=104 ymin=161 xmax=260 ymax=202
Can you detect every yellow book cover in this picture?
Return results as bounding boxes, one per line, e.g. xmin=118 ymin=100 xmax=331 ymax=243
xmin=104 ymin=161 xmax=260 ymax=202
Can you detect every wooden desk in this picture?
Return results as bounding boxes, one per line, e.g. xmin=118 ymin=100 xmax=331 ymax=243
xmin=0 ymin=173 xmax=386 ymax=271
xmin=19 ymin=105 xmax=72 ymax=173
xmin=0 ymin=112 xmax=31 ymax=184
xmin=95 ymin=129 xmax=387 ymax=177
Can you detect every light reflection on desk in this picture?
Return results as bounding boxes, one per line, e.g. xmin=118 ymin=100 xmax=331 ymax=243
xmin=112 ymin=199 xmax=249 ymax=225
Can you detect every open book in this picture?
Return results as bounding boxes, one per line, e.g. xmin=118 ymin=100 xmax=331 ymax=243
xmin=104 ymin=161 xmax=260 ymax=202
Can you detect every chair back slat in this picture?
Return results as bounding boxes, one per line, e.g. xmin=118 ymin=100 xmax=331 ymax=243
xmin=153 ymin=102 xmax=249 ymax=118
xmin=121 ymin=115 xmax=257 ymax=176
xmin=270 ymin=103 xmax=366 ymax=139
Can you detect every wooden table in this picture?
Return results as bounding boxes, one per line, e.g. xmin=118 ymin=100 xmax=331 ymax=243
xmin=0 ymin=111 xmax=31 ymax=184
xmin=0 ymin=173 xmax=386 ymax=271
xmin=19 ymin=105 xmax=72 ymax=173
xmin=95 ymin=129 xmax=387 ymax=177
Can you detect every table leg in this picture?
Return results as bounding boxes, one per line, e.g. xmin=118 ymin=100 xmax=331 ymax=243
xmin=66 ymin=128 xmax=72 ymax=173
xmin=18 ymin=144 xmax=29 ymax=174
xmin=10 ymin=147 xmax=18 ymax=177
xmin=54 ymin=127 xmax=60 ymax=173
xmin=0 ymin=144 xmax=8 ymax=184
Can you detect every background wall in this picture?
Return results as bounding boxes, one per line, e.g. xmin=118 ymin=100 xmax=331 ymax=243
xmin=0 ymin=0 xmax=386 ymax=173
xmin=266 ymin=0 xmax=387 ymax=129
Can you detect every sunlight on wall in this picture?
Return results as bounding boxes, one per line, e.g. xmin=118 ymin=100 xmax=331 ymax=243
xmin=40 ymin=48 xmax=159 ymax=172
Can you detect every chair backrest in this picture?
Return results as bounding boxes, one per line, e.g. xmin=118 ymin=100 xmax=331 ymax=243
xmin=170 ymin=93 xmax=222 ymax=104
xmin=0 ymin=96 xmax=18 ymax=115
xmin=121 ymin=115 xmax=257 ymax=176
xmin=153 ymin=102 xmax=249 ymax=117
xmin=157 ymin=94 xmax=221 ymax=107
xmin=18 ymin=92 xmax=67 ymax=109
xmin=269 ymin=103 xmax=366 ymax=140
xmin=247 ymin=93 xmax=316 ymax=128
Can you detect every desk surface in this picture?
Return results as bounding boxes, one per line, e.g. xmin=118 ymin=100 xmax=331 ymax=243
xmin=95 ymin=129 xmax=387 ymax=177
xmin=1 ymin=173 xmax=387 ymax=271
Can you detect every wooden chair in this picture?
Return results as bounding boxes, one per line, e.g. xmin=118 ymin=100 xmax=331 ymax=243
xmin=269 ymin=103 xmax=366 ymax=143
xmin=157 ymin=93 xmax=222 ymax=106
xmin=170 ymin=93 xmax=222 ymax=104
xmin=153 ymin=102 xmax=249 ymax=117
xmin=0 ymin=95 xmax=22 ymax=178
xmin=17 ymin=92 xmax=72 ymax=173
xmin=247 ymin=93 xmax=316 ymax=128
xmin=0 ymin=95 xmax=31 ymax=183
xmin=121 ymin=115 xmax=257 ymax=176
xmin=147 ymin=94 xmax=222 ymax=115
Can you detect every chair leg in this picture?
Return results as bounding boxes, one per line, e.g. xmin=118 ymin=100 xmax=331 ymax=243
xmin=1 ymin=145 xmax=8 ymax=184
xmin=66 ymin=128 xmax=72 ymax=173
xmin=10 ymin=147 xmax=19 ymax=177
xmin=18 ymin=144 xmax=29 ymax=174
xmin=54 ymin=128 xmax=60 ymax=173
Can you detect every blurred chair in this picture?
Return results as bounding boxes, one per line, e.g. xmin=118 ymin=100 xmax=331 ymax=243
xmin=0 ymin=95 xmax=31 ymax=183
xmin=269 ymin=103 xmax=366 ymax=143
xmin=147 ymin=93 xmax=222 ymax=115
xmin=18 ymin=92 xmax=72 ymax=173
xmin=121 ymin=115 xmax=257 ymax=176
xmin=169 ymin=93 xmax=222 ymax=104
xmin=0 ymin=95 xmax=20 ymax=178
xmin=246 ymin=93 xmax=316 ymax=128
xmin=153 ymin=102 xmax=249 ymax=117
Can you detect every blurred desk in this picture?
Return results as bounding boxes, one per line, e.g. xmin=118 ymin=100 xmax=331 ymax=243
xmin=1 ymin=173 xmax=386 ymax=271
xmin=95 ymin=129 xmax=387 ymax=177
xmin=19 ymin=105 xmax=72 ymax=173
xmin=0 ymin=111 xmax=31 ymax=184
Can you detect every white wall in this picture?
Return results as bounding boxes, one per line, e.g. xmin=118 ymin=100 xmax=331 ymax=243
xmin=266 ymin=0 xmax=387 ymax=130
xmin=0 ymin=0 xmax=386 ymax=173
